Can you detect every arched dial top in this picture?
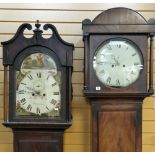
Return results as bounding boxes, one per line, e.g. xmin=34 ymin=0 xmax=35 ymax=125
xmin=93 ymin=38 xmax=144 ymax=88
xmin=16 ymin=53 xmax=61 ymax=116
xmin=92 ymin=7 xmax=147 ymax=24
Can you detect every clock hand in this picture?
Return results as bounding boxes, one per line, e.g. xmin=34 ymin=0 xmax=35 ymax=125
xmin=97 ymin=60 xmax=117 ymax=66
xmin=111 ymin=55 xmax=120 ymax=66
xmin=26 ymin=87 xmax=41 ymax=96
xmin=26 ymin=86 xmax=34 ymax=91
xmin=25 ymin=91 xmax=35 ymax=94
xmin=35 ymin=91 xmax=41 ymax=96
xmin=17 ymin=90 xmax=34 ymax=94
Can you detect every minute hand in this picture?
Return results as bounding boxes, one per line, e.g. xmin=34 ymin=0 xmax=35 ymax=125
xmin=26 ymin=87 xmax=41 ymax=96
xmin=111 ymin=55 xmax=120 ymax=66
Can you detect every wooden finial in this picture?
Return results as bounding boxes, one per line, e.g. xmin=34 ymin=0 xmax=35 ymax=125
xmin=35 ymin=20 xmax=41 ymax=30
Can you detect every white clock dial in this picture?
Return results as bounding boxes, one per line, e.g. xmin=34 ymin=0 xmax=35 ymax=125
xmin=93 ymin=39 xmax=143 ymax=87
xmin=16 ymin=69 xmax=60 ymax=115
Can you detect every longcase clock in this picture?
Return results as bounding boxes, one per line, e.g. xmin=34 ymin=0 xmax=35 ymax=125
xmin=1 ymin=21 xmax=74 ymax=152
xmin=82 ymin=8 xmax=155 ymax=152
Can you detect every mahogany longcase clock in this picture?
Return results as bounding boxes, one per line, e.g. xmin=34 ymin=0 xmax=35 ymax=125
xmin=82 ymin=8 xmax=155 ymax=152
xmin=1 ymin=21 xmax=74 ymax=152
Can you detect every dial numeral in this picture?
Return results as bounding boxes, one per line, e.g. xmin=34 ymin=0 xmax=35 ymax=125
xmin=46 ymin=106 xmax=49 ymax=110
xmin=27 ymin=104 xmax=32 ymax=111
xmin=132 ymin=53 xmax=137 ymax=57
xmin=20 ymin=98 xmax=26 ymax=104
xmin=53 ymin=92 xmax=60 ymax=95
xmin=117 ymin=44 xmax=121 ymax=48
xmin=36 ymin=107 xmax=40 ymax=114
xmin=37 ymin=72 xmax=41 ymax=78
xmin=97 ymin=62 xmax=104 ymax=65
xmin=106 ymin=77 xmax=111 ymax=84
xmin=27 ymin=74 xmax=33 ymax=80
xmin=126 ymin=78 xmax=130 ymax=82
xmin=126 ymin=46 xmax=129 ymax=50
xmin=46 ymin=75 xmax=50 ymax=80
xmin=131 ymin=71 xmax=136 ymax=75
xmin=116 ymin=79 xmax=120 ymax=86
xmin=134 ymin=62 xmax=139 ymax=66
xmin=18 ymin=90 xmax=25 ymax=94
xmin=52 ymin=82 xmax=57 ymax=87
xmin=21 ymin=82 xmax=26 ymax=85
xmin=50 ymin=99 xmax=57 ymax=105
xmin=100 ymin=53 xmax=105 ymax=57
xmin=106 ymin=44 xmax=112 ymax=50
xmin=99 ymin=70 xmax=105 ymax=74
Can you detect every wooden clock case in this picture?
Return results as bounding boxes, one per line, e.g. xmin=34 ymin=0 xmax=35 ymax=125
xmin=82 ymin=8 xmax=155 ymax=152
xmin=1 ymin=21 xmax=74 ymax=152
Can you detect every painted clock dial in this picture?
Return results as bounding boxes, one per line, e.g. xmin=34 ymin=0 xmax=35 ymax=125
xmin=93 ymin=38 xmax=144 ymax=88
xmin=16 ymin=53 xmax=61 ymax=116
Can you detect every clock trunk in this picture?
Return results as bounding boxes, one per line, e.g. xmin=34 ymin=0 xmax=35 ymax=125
xmin=14 ymin=129 xmax=64 ymax=152
xmin=91 ymin=100 xmax=142 ymax=152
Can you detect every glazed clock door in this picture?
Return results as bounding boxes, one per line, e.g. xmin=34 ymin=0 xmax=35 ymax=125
xmin=16 ymin=52 xmax=61 ymax=117
xmin=93 ymin=38 xmax=144 ymax=88
xmin=9 ymin=46 xmax=65 ymax=122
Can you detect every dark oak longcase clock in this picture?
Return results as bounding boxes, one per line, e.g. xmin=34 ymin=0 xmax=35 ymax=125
xmin=1 ymin=21 xmax=74 ymax=152
xmin=82 ymin=8 xmax=155 ymax=152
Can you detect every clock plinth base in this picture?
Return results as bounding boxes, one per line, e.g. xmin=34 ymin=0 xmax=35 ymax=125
xmin=91 ymin=101 xmax=142 ymax=152
xmin=13 ymin=129 xmax=64 ymax=152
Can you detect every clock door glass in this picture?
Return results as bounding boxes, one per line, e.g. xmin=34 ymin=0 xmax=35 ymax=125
xmin=93 ymin=39 xmax=143 ymax=88
xmin=16 ymin=53 xmax=61 ymax=117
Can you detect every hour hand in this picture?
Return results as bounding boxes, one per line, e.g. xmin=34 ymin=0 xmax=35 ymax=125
xmin=111 ymin=55 xmax=119 ymax=65
xmin=26 ymin=86 xmax=34 ymax=91
xmin=35 ymin=91 xmax=41 ymax=96
xmin=26 ymin=87 xmax=41 ymax=96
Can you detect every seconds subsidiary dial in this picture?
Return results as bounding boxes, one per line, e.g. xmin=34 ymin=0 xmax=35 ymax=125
xmin=93 ymin=39 xmax=144 ymax=88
